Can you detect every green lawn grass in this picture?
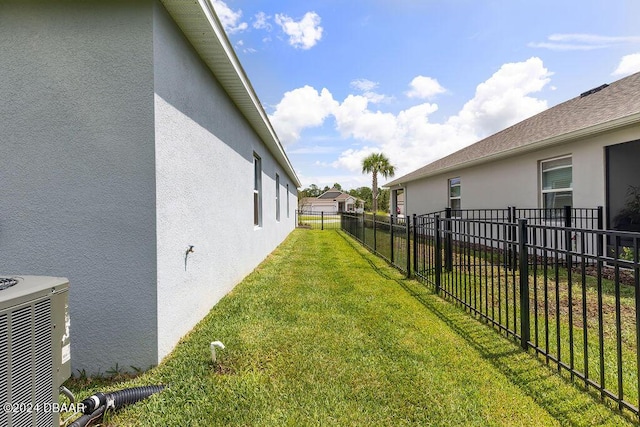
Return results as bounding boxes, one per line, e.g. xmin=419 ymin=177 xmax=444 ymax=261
xmin=414 ymin=244 xmax=640 ymax=411
xmin=66 ymin=230 xmax=636 ymax=426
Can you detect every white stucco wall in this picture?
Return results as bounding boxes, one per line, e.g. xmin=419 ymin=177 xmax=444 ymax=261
xmin=404 ymin=125 xmax=640 ymax=225
xmin=0 ymin=0 xmax=298 ymax=374
xmin=153 ymin=3 xmax=297 ymax=361
xmin=0 ymin=1 xmax=158 ymax=373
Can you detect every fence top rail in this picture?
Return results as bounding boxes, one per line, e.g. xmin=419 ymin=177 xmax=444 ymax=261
xmin=414 ymin=206 xmax=601 ymax=227
xmin=415 ymin=206 xmax=599 ymax=217
xmin=525 ymin=221 xmax=640 ymax=237
xmin=416 ymin=210 xmax=446 ymax=218
xmin=297 ymin=210 xmax=340 ymax=214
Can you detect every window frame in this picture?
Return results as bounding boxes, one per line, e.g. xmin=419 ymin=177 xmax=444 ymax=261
xmin=540 ymin=155 xmax=573 ymax=211
xmin=253 ymin=154 xmax=262 ymax=227
xmin=448 ymin=177 xmax=461 ymax=213
xmin=275 ymin=173 xmax=280 ymax=222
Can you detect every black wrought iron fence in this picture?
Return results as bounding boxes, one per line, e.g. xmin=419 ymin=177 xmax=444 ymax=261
xmin=295 ymin=211 xmax=341 ymax=230
xmin=338 ymin=205 xmax=640 ymax=417
xmin=409 ymin=209 xmax=640 ymax=417
xmin=341 ymin=212 xmax=411 ymax=274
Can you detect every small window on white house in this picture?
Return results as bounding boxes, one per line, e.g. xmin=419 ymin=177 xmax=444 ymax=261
xmin=254 ymin=154 xmax=262 ymax=227
xmin=286 ymin=184 xmax=290 ymax=218
xmin=276 ymin=174 xmax=280 ymax=222
xmin=541 ymin=156 xmax=572 ymax=209
xmin=449 ymin=177 xmax=461 ymax=211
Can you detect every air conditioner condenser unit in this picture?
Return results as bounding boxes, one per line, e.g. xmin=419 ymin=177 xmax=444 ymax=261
xmin=0 ymin=276 xmax=71 ymax=427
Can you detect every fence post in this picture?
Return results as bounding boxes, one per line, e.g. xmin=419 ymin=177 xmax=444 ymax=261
xmin=321 ymin=211 xmax=324 ymax=230
xmin=506 ymin=206 xmax=512 ymax=270
xmin=406 ymin=215 xmax=411 ymax=278
xmin=597 ymin=206 xmax=604 ymax=257
xmin=564 ymin=205 xmax=572 ymax=228
xmin=413 ymin=214 xmax=418 ymax=274
xmin=507 ymin=206 xmax=518 ymax=271
xmin=362 ymin=211 xmax=365 ymax=243
xmin=512 ymin=206 xmax=518 ymax=268
xmin=373 ymin=213 xmax=377 ymax=252
xmin=444 ymin=207 xmax=453 ymax=271
xmin=518 ymin=218 xmax=530 ymax=350
xmin=390 ymin=214 xmax=395 ymax=264
xmin=435 ymin=214 xmax=442 ymax=294
xmin=564 ymin=205 xmax=572 ymax=267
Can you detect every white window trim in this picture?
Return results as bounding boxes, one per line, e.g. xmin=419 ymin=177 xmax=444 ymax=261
xmin=540 ymin=155 xmax=573 ymax=209
xmin=254 ymin=154 xmax=262 ymax=228
xmin=276 ymin=173 xmax=280 ymax=222
xmin=449 ymin=177 xmax=461 ymax=212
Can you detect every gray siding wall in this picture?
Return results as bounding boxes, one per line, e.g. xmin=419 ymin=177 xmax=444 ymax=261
xmin=0 ymin=1 xmax=158 ymax=373
xmin=404 ymin=125 xmax=640 ymax=224
xmin=153 ymin=3 xmax=297 ymax=361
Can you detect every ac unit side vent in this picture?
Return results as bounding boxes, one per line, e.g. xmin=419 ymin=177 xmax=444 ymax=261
xmin=12 ymin=306 xmax=36 ymax=426
xmin=34 ymin=300 xmax=53 ymax=427
xmin=0 ymin=276 xmax=69 ymax=427
xmin=0 ymin=314 xmax=8 ymax=427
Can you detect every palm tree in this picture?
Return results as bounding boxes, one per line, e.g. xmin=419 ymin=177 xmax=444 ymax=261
xmin=361 ymin=153 xmax=395 ymax=214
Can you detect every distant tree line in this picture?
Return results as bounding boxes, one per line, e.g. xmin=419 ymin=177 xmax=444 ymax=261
xmin=298 ymin=153 xmax=396 ymax=214
xmin=298 ymin=183 xmax=390 ymax=213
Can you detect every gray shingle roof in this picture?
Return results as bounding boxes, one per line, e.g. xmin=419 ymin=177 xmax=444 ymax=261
xmin=318 ymin=191 xmax=343 ymax=199
xmin=386 ymin=71 xmax=640 ymax=187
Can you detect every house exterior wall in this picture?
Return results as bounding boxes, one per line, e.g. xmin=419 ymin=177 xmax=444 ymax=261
xmin=153 ymin=2 xmax=297 ymax=361
xmin=0 ymin=0 xmax=158 ymax=372
xmin=0 ymin=0 xmax=298 ymax=374
xmin=404 ymin=125 xmax=640 ymax=225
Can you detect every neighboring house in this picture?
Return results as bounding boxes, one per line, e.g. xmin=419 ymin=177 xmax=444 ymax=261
xmin=300 ymin=189 xmax=364 ymax=213
xmin=386 ymin=71 xmax=640 ymax=230
xmin=0 ymin=0 xmax=300 ymax=373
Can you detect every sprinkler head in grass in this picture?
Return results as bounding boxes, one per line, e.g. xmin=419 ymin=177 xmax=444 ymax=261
xmin=210 ymin=341 xmax=225 ymax=363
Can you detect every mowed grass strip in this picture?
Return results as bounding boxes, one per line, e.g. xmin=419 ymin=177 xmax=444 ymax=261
xmin=97 ymin=230 xmax=633 ymax=426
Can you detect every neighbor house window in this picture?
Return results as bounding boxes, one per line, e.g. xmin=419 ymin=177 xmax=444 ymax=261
xmin=286 ymin=184 xmax=290 ymax=218
xmin=541 ymin=156 xmax=572 ymax=209
xmin=449 ymin=177 xmax=461 ymax=211
xmin=276 ymin=173 xmax=280 ymax=222
xmin=254 ymin=154 xmax=262 ymax=227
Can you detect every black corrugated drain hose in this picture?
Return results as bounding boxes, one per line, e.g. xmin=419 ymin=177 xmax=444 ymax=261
xmin=69 ymin=385 xmax=165 ymax=427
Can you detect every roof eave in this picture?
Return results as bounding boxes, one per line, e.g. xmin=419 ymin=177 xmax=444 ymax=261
xmin=386 ymin=111 xmax=640 ymax=187
xmin=159 ymin=0 xmax=301 ymax=188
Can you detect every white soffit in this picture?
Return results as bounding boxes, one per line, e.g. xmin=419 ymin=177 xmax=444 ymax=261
xmin=160 ymin=0 xmax=301 ymax=187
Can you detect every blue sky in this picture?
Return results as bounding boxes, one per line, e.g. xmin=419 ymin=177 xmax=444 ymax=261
xmin=212 ymin=0 xmax=640 ymax=190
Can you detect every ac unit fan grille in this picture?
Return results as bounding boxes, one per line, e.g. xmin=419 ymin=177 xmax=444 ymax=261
xmin=0 ymin=278 xmax=18 ymax=291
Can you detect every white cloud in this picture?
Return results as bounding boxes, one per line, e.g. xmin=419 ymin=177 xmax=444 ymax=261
xmin=288 ymin=145 xmax=341 ymax=155
xmin=612 ymin=53 xmax=640 ymax=76
xmin=529 ymin=33 xmax=640 ymax=51
xmin=550 ymin=34 xmax=640 ymax=44
xmin=275 ymin=12 xmax=323 ymax=49
xmin=272 ymin=57 xmax=552 ymax=179
xmin=406 ymin=76 xmax=446 ymax=99
xmin=211 ymin=0 xmax=248 ymax=34
xmin=448 ymin=57 xmax=551 ymax=137
xmin=269 ymin=86 xmax=338 ymax=145
xmin=349 ymin=79 xmax=389 ymax=103
xmin=351 ymin=79 xmax=378 ymax=92
xmin=333 ymin=95 xmax=398 ymax=142
xmin=333 ymin=57 xmax=551 ymax=176
xmin=253 ymin=12 xmax=272 ymax=31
